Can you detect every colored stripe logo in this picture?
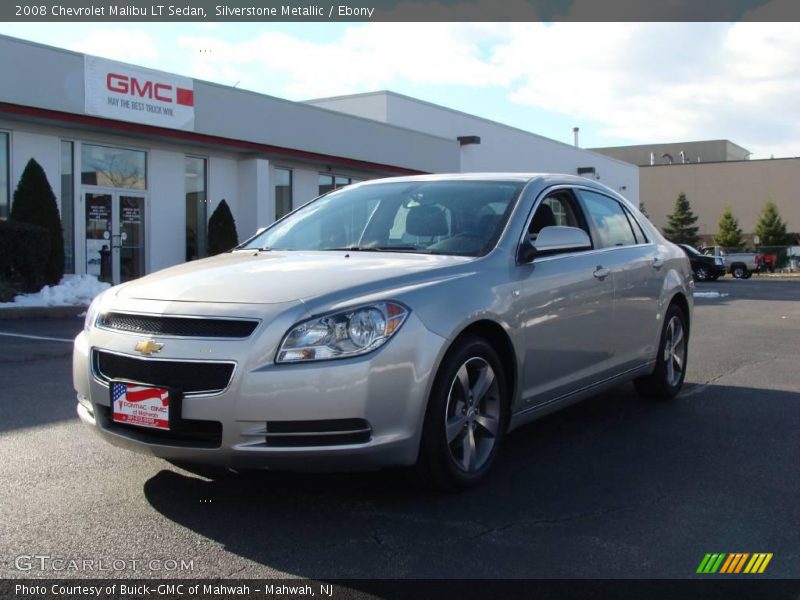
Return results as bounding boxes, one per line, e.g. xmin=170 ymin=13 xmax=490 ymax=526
xmin=697 ymin=553 xmax=773 ymax=574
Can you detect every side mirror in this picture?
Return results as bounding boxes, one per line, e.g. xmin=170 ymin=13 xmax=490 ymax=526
xmin=518 ymin=226 xmax=592 ymax=263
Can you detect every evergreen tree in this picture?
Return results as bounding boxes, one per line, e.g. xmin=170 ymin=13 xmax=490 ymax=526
xmin=207 ymin=199 xmax=239 ymax=255
xmin=754 ymin=200 xmax=788 ymax=246
xmin=10 ymin=158 xmax=64 ymax=286
xmin=714 ymin=206 xmax=743 ymax=248
xmin=662 ymin=192 xmax=699 ymax=246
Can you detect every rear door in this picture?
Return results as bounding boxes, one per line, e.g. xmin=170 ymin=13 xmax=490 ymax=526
xmin=519 ymin=189 xmax=617 ymax=407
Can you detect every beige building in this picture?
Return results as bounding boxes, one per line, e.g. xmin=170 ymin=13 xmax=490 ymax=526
xmin=639 ymin=157 xmax=800 ymax=245
xmin=592 ymin=140 xmax=751 ymax=167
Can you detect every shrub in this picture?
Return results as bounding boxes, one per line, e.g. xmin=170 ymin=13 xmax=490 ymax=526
xmin=10 ymin=158 xmax=64 ymax=286
xmin=207 ymin=199 xmax=239 ymax=255
xmin=0 ymin=219 xmax=50 ymax=293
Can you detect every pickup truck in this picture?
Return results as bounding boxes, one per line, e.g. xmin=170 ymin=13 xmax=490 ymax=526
xmin=699 ymin=246 xmax=768 ymax=278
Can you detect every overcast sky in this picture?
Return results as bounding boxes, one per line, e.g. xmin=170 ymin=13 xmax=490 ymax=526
xmin=1 ymin=21 xmax=798 ymax=159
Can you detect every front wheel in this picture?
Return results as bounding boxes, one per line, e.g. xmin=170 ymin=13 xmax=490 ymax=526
xmin=635 ymin=304 xmax=689 ymax=401
xmin=694 ymin=266 xmax=709 ymax=281
xmin=417 ymin=336 xmax=508 ymax=490
xmin=731 ymin=264 xmax=748 ymax=279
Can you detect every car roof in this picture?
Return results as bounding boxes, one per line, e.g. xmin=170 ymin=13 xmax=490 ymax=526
xmin=353 ymin=172 xmax=628 ymax=199
xmin=355 ymin=172 xmax=605 ymax=187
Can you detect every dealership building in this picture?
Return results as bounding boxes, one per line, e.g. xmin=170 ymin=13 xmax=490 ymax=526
xmin=0 ymin=34 xmax=638 ymax=285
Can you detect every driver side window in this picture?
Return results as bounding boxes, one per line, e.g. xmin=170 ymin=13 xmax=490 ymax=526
xmin=528 ymin=193 xmax=586 ymax=241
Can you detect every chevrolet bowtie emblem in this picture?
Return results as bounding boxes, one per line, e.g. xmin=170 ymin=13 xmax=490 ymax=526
xmin=134 ymin=340 xmax=164 ymax=356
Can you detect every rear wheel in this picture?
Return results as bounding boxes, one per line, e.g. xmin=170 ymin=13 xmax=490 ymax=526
xmin=731 ymin=264 xmax=748 ymax=279
xmin=635 ymin=304 xmax=688 ymax=401
xmin=417 ymin=336 xmax=508 ymax=490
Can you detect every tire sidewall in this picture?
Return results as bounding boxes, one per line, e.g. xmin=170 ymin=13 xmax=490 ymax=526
xmin=653 ymin=305 xmax=689 ymax=399
xmin=419 ymin=336 xmax=508 ymax=489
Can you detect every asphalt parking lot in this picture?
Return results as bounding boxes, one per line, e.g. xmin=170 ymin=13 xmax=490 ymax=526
xmin=0 ymin=278 xmax=798 ymax=580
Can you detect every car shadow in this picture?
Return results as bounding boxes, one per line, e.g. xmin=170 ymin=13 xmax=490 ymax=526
xmin=143 ymin=382 xmax=800 ymax=579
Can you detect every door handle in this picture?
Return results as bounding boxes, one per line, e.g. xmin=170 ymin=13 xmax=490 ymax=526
xmin=593 ymin=266 xmax=610 ymax=280
xmin=652 ymin=256 xmax=664 ymax=269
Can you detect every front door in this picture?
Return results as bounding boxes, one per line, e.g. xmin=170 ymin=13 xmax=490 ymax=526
xmin=519 ymin=190 xmax=617 ymax=407
xmin=84 ymin=190 xmax=146 ymax=284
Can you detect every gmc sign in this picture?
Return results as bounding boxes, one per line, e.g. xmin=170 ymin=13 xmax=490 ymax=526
xmin=106 ymin=73 xmax=194 ymax=106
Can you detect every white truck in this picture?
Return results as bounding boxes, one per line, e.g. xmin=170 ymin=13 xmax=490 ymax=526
xmin=699 ymin=246 xmax=768 ymax=279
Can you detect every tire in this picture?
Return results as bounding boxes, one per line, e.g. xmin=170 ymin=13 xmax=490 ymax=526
xmin=635 ymin=304 xmax=689 ymax=401
xmin=743 ymin=271 xmax=753 ymax=279
xmin=731 ymin=264 xmax=748 ymax=279
xmin=417 ymin=336 xmax=508 ymax=490
xmin=694 ymin=266 xmax=709 ymax=281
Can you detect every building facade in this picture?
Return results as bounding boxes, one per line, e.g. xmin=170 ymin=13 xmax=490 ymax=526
xmin=0 ymin=34 xmax=638 ymax=285
xmin=592 ymin=140 xmax=751 ymax=167
xmin=639 ymin=158 xmax=800 ymax=245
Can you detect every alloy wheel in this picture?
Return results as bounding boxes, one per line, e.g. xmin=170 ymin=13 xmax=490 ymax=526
xmin=444 ymin=357 xmax=501 ymax=473
xmin=663 ymin=315 xmax=686 ymax=387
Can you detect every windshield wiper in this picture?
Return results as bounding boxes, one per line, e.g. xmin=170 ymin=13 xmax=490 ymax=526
xmin=325 ymin=246 xmax=423 ymax=252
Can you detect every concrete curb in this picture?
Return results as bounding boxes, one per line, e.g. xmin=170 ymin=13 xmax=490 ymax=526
xmin=0 ymin=306 xmax=88 ymax=320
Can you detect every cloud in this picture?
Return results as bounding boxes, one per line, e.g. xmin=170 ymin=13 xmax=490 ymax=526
xmin=495 ymin=22 xmax=800 ymax=158
xmin=66 ymin=29 xmax=160 ymax=63
xmin=178 ymin=23 xmax=513 ymax=98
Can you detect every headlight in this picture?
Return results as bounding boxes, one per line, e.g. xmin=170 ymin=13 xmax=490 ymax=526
xmin=84 ymin=292 xmax=106 ymax=332
xmin=276 ymin=302 xmax=409 ymax=363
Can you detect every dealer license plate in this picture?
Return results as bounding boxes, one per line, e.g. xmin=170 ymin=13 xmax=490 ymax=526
xmin=111 ymin=382 xmax=171 ymax=431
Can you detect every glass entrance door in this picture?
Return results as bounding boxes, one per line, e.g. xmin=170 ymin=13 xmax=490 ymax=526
xmin=84 ymin=190 xmax=146 ymax=284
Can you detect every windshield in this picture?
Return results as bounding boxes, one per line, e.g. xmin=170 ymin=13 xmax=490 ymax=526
xmin=240 ymin=180 xmax=525 ymax=257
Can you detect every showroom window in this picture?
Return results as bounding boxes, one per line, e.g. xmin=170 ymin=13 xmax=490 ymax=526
xmin=0 ymin=131 xmax=9 ymax=220
xmin=185 ymin=156 xmax=208 ymax=261
xmin=274 ymin=168 xmax=293 ymax=220
xmin=81 ymin=144 xmax=146 ymax=189
xmin=61 ymin=141 xmax=75 ymax=273
xmin=318 ymin=174 xmax=361 ymax=195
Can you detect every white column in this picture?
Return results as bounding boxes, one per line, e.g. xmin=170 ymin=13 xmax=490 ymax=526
xmin=237 ymin=158 xmax=271 ymax=239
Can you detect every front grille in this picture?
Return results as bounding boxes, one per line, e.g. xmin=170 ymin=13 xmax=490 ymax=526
xmin=94 ymin=350 xmax=235 ymax=395
xmin=96 ymin=405 xmax=222 ymax=448
xmin=264 ymin=418 xmax=371 ymax=447
xmin=98 ymin=312 xmax=258 ymax=338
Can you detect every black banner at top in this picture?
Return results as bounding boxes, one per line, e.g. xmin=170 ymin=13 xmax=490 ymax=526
xmin=2 ymin=0 xmax=800 ymax=22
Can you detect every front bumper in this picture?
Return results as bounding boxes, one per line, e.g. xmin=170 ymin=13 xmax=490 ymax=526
xmin=73 ymin=301 xmax=446 ymax=471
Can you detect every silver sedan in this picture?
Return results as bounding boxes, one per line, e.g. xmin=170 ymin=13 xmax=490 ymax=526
xmin=73 ymin=173 xmax=693 ymax=489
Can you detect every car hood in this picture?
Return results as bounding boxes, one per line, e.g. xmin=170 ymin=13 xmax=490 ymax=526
xmin=115 ymin=250 xmax=474 ymax=304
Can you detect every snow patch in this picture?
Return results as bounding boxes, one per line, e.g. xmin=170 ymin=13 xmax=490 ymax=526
xmin=0 ymin=275 xmax=111 ymax=308
xmin=693 ymin=291 xmax=728 ymax=299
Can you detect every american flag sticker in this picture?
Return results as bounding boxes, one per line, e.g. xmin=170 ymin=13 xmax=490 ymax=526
xmin=112 ymin=382 xmax=170 ymax=430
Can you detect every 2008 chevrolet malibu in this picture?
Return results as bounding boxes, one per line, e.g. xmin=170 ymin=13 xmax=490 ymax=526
xmin=74 ymin=173 xmax=693 ymax=489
